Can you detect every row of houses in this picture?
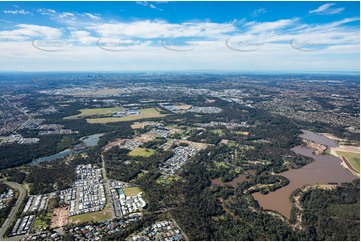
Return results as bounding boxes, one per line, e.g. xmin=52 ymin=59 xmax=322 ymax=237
xmin=159 ymin=146 xmax=197 ymax=175
xmin=0 ymin=188 xmax=14 ymax=210
xmin=59 ymin=164 xmax=106 ymax=217
xmin=118 ymin=191 xmax=146 ymax=216
xmin=10 ymin=215 xmax=35 ymax=236
xmin=130 ymin=220 xmax=185 ymax=241
xmin=64 ymin=216 xmax=141 ymax=241
xmin=23 ymin=194 xmax=48 ymax=215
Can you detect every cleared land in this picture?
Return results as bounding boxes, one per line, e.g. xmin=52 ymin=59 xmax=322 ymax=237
xmin=173 ymin=140 xmax=211 ymax=150
xmin=87 ymin=108 xmax=166 ymax=123
xmin=235 ymin=131 xmax=249 ymax=136
xmin=131 ymin=121 xmax=160 ymax=129
xmin=51 ymin=206 xmax=69 ymax=228
xmin=336 ymin=151 xmax=360 ymax=172
xmin=133 ymin=134 xmax=156 ymax=143
xmin=70 ymin=88 xmax=122 ymax=96
xmin=64 ymin=107 xmax=124 ymax=119
xmin=123 ymin=187 xmax=141 ymax=197
xmin=128 ymin=148 xmax=156 ymax=157
xmin=174 ymin=104 xmax=192 ymax=110
xmin=102 ymin=138 xmax=127 ymax=152
xmin=69 ymin=205 xmax=112 ymax=224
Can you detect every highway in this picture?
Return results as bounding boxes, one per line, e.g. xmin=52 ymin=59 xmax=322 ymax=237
xmin=0 ymin=182 xmax=26 ymax=240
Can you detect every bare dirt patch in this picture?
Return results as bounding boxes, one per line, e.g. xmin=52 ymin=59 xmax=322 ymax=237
xmin=103 ymin=138 xmax=127 ymax=152
xmin=174 ymin=104 xmax=192 ymax=110
xmin=131 ymin=121 xmax=160 ymax=129
xmin=174 ymin=140 xmax=211 ymax=150
xmin=332 ymin=145 xmax=360 ymax=153
xmin=134 ymin=134 xmax=156 ymax=143
xmin=220 ymin=139 xmax=229 ymax=145
xmin=51 ymin=206 xmax=69 ymax=228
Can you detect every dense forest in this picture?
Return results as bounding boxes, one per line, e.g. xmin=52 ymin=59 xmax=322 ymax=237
xmin=104 ymin=146 xmax=173 ymax=182
xmin=299 ymin=180 xmax=360 ymax=240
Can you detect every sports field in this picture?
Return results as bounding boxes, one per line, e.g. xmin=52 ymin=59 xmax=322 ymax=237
xmin=64 ymin=107 xmax=124 ymax=119
xmin=128 ymin=148 xmax=155 ymax=157
xmin=87 ymin=108 xmax=166 ymax=123
xmin=336 ymin=151 xmax=360 ymax=172
xmin=123 ymin=187 xmax=142 ymax=196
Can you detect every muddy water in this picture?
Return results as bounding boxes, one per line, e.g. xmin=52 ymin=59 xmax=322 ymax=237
xmin=299 ymin=130 xmax=338 ymax=150
xmin=253 ymin=131 xmax=357 ymax=218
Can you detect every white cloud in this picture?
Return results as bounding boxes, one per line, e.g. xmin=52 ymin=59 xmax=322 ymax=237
xmin=251 ymin=8 xmax=266 ymax=17
xmin=0 ymin=24 xmax=63 ymax=41
xmin=245 ymin=18 xmax=298 ymax=33
xmin=58 ymin=12 xmax=75 ymax=19
xmin=36 ymin=9 xmax=102 ymax=26
xmin=0 ymin=14 xmax=358 ymax=72
xmin=136 ymin=1 xmax=163 ymax=11
xmin=88 ymin=20 xmax=237 ymax=39
xmin=83 ymin=13 xmax=101 ymax=21
xmin=37 ymin=8 xmax=57 ymax=15
xmin=3 ymin=9 xmax=32 ymax=15
xmin=70 ymin=30 xmax=98 ymax=45
xmin=309 ymin=3 xmax=345 ymax=15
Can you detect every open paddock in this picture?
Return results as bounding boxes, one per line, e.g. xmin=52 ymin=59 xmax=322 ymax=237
xmin=123 ymin=187 xmax=142 ymax=197
xmin=128 ymin=148 xmax=156 ymax=157
xmin=69 ymin=205 xmax=112 ymax=224
xmin=70 ymin=88 xmax=122 ymax=96
xmin=64 ymin=107 xmax=124 ymax=119
xmin=173 ymin=139 xmax=211 ymax=150
xmin=87 ymin=108 xmax=166 ymax=123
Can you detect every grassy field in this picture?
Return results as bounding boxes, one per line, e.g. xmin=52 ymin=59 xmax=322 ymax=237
xmin=70 ymin=205 xmax=112 ymax=223
xmin=32 ymin=212 xmax=52 ymax=233
xmin=336 ymin=151 xmax=360 ymax=172
xmin=128 ymin=148 xmax=155 ymax=157
xmin=64 ymin=107 xmax=124 ymax=119
xmin=123 ymin=187 xmax=142 ymax=196
xmin=87 ymin=108 xmax=166 ymax=123
xmin=156 ymin=175 xmax=180 ymax=185
xmin=235 ymin=131 xmax=249 ymax=136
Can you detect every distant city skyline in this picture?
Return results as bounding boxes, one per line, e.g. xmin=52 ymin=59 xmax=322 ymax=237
xmin=0 ymin=1 xmax=359 ymax=72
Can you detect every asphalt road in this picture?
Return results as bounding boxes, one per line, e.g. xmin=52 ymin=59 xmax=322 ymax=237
xmin=0 ymin=181 xmax=26 ymax=240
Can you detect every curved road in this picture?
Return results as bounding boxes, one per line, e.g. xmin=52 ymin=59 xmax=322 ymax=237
xmin=0 ymin=181 xmax=26 ymax=240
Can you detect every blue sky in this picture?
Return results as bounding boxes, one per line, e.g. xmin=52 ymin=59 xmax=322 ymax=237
xmin=0 ymin=1 xmax=359 ymax=72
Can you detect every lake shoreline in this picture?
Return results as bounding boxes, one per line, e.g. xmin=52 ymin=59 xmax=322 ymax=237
xmin=29 ymin=133 xmax=104 ymax=166
xmin=252 ymin=130 xmax=357 ymax=218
